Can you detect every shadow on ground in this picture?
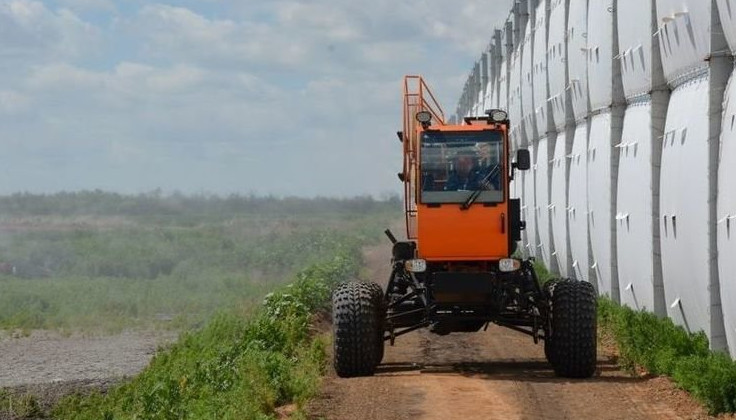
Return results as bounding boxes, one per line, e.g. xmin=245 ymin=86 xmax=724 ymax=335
xmin=375 ymin=356 xmax=642 ymax=385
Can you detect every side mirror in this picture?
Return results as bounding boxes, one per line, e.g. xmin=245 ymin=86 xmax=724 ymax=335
xmin=515 ymin=149 xmax=531 ymax=171
xmin=397 ymin=172 xmax=406 ymax=182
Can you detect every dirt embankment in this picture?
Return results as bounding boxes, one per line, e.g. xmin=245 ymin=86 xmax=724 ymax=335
xmin=308 ymin=244 xmax=716 ymax=420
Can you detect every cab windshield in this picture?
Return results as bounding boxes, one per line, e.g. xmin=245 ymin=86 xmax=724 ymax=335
xmin=420 ymin=130 xmax=504 ymax=204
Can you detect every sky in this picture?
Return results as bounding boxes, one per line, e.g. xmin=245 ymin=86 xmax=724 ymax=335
xmin=0 ymin=0 xmax=511 ymax=197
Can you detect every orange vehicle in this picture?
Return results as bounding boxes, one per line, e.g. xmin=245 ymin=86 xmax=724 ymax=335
xmin=332 ymin=76 xmax=597 ymax=379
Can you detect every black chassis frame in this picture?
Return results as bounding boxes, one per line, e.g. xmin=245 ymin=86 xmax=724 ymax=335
xmin=382 ymin=250 xmax=550 ymax=345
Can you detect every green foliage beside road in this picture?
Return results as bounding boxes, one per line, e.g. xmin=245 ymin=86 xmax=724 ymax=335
xmin=599 ymin=298 xmax=736 ymax=415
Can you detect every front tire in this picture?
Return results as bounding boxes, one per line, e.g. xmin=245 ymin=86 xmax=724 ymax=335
xmin=545 ymin=279 xmax=597 ymax=378
xmin=332 ymin=281 xmax=382 ymax=377
xmin=366 ymin=282 xmax=386 ymax=365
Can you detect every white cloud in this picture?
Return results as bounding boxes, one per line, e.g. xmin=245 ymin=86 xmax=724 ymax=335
xmin=26 ymin=62 xmax=106 ymax=90
xmin=0 ymin=0 xmax=101 ymax=60
xmin=56 ymin=0 xmax=116 ymax=13
xmin=0 ymin=90 xmax=32 ymax=114
xmin=0 ymin=0 xmax=513 ymax=196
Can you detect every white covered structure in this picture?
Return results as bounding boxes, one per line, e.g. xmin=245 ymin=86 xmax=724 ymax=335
xmin=656 ymin=0 xmax=729 ymax=350
xmin=550 ymin=132 xmax=569 ymax=276
xmin=455 ymin=0 xmax=736 ymax=354
xmin=716 ymin=0 xmax=736 ymax=358
xmin=568 ymin=122 xmax=589 ymax=281
xmin=616 ymin=0 xmax=667 ymax=315
xmin=535 ymin=135 xmax=554 ymax=269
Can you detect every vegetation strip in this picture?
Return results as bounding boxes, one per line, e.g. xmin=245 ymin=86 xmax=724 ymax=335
xmin=40 ymin=250 xmax=360 ymax=420
xmin=532 ymin=259 xmax=736 ymax=415
xmin=598 ymin=298 xmax=736 ymax=415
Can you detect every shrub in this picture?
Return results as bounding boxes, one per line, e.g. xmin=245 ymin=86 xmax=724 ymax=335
xmin=599 ymin=297 xmax=736 ymax=415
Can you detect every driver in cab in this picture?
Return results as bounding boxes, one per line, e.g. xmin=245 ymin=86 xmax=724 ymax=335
xmin=445 ymin=147 xmax=499 ymax=191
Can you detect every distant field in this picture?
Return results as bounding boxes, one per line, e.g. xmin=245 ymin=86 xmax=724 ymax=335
xmin=0 ymin=192 xmax=401 ymax=333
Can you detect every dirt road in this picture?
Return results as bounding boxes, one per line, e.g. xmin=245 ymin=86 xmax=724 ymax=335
xmin=308 ymin=245 xmax=712 ymax=420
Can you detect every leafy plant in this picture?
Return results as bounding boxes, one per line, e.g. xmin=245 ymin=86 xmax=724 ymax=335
xmin=599 ymin=297 xmax=736 ymax=415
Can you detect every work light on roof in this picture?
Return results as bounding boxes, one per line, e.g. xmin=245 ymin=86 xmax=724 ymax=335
xmin=415 ymin=110 xmax=432 ymax=124
xmin=486 ymin=109 xmax=508 ymax=122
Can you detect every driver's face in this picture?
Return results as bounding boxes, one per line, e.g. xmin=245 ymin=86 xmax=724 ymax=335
xmin=478 ymin=144 xmax=491 ymax=160
xmin=457 ymin=156 xmax=473 ymax=175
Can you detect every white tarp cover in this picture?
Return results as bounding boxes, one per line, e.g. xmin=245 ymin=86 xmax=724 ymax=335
xmin=587 ymin=0 xmax=615 ymax=111
xmin=718 ymin=71 xmax=736 ymax=357
xmin=660 ymin=76 xmax=713 ymax=338
xmin=523 ymin=143 xmax=538 ymax=257
xmin=491 ymin=73 xmax=500 ymax=111
xmin=617 ymin=101 xmax=658 ymax=312
xmin=521 ymin=24 xmax=537 ymax=142
xmin=618 ymin=0 xmax=655 ymax=98
xmin=535 ymin=135 xmax=553 ymax=268
xmin=550 ymin=131 xmax=569 ymax=276
xmin=568 ymin=122 xmax=589 ymax=281
xmin=568 ymin=0 xmax=590 ymax=121
xmin=548 ymin=0 xmax=568 ymax=131
xmin=475 ymin=89 xmax=485 ymax=116
xmin=511 ymin=172 xmax=522 ymax=255
xmin=716 ymin=0 xmax=736 ymax=54
xmin=509 ymin=49 xmax=524 ymax=148
xmin=588 ymin=112 xmax=616 ymax=296
xmin=515 ymin=171 xmax=527 ymax=256
xmin=511 ymin=173 xmax=520 ymax=200
xmin=470 ymin=93 xmax=483 ymax=117
xmin=533 ymin=0 xmax=550 ymax=137
xmin=498 ymin=58 xmax=509 ymax=114
xmin=656 ymin=0 xmax=715 ymax=84
xmin=484 ymin=79 xmax=496 ymax=111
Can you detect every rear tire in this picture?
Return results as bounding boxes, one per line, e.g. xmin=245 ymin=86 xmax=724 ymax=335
xmin=332 ymin=281 xmax=382 ymax=377
xmin=545 ymin=279 xmax=597 ymax=378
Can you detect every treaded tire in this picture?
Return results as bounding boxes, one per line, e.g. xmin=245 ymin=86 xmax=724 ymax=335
xmin=545 ymin=279 xmax=597 ymax=378
xmin=366 ymin=282 xmax=386 ymax=365
xmin=332 ymin=281 xmax=382 ymax=377
xmin=542 ymin=279 xmax=560 ymax=365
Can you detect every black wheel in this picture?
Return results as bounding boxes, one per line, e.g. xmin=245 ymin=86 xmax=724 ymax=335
xmin=366 ymin=282 xmax=386 ymax=365
xmin=544 ymin=279 xmax=597 ymax=378
xmin=332 ymin=281 xmax=382 ymax=377
xmin=542 ymin=279 xmax=560 ymax=365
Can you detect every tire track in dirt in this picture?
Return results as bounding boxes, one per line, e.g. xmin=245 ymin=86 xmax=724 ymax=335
xmin=308 ymin=243 xmax=714 ymax=420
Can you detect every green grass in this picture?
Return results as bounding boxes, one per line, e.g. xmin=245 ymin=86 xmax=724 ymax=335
xmin=0 ymin=273 xmax=273 ymax=333
xmin=0 ymin=390 xmax=43 ymax=419
xmin=51 ymin=250 xmax=360 ymax=419
xmin=532 ymin=258 xmax=553 ymax=284
xmin=0 ymin=196 xmax=397 ymax=333
xmin=529 ymin=258 xmax=736 ymax=415
xmin=0 ymin=225 xmax=364 ymax=333
xmin=599 ymin=298 xmax=736 ymax=415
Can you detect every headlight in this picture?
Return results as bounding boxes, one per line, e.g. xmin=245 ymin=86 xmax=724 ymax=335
xmin=415 ymin=111 xmax=432 ymax=124
xmin=405 ymin=259 xmax=427 ymax=272
xmin=498 ymin=258 xmax=521 ymax=272
xmin=486 ymin=109 xmax=508 ymax=122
